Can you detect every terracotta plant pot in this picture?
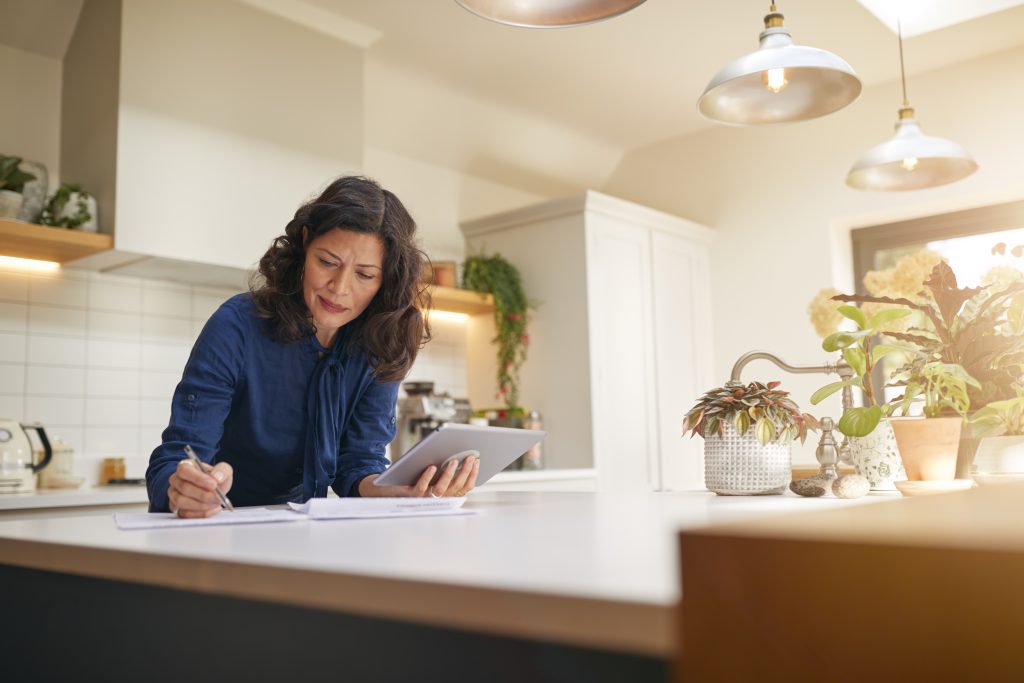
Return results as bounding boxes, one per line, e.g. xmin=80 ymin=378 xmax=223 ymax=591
xmin=889 ymin=416 xmax=962 ymax=481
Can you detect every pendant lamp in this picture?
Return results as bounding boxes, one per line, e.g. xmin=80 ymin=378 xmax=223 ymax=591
xmin=846 ymin=22 xmax=977 ymax=191
xmin=698 ymin=3 xmax=861 ymax=125
xmin=454 ymin=0 xmax=647 ymax=28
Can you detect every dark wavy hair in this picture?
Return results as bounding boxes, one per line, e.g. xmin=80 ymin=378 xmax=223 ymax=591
xmin=251 ymin=176 xmax=431 ymax=382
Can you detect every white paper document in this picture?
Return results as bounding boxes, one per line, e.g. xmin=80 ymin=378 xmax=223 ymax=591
xmin=114 ymin=507 xmax=303 ymax=530
xmin=288 ymin=496 xmax=475 ymax=520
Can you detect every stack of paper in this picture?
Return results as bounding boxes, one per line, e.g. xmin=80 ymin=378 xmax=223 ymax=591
xmin=114 ymin=497 xmax=474 ymax=530
xmin=289 ymin=496 xmax=473 ymax=519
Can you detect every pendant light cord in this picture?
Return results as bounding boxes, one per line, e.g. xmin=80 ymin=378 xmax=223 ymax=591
xmin=898 ymin=19 xmax=909 ymax=107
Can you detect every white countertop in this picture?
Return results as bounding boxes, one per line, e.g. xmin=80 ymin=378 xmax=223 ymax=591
xmin=0 ymin=468 xmax=596 ymax=512
xmin=0 ymin=489 xmax=894 ymax=655
xmin=0 ymin=484 xmax=149 ymax=511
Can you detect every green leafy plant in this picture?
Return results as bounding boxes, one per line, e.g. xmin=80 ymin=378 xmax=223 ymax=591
xmin=462 ymin=253 xmax=530 ymax=409
xmin=889 ymin=360 xmax=980 ymax=418
xmin=834 ymin=261 xmax=1024 ymax=411
xmin=0 ymin=155 xmax=36 ymax=194
xmin=682 ymin=380 xmax=819 ymax=446
xmin=39 ymin=182 xmax=92 ymax=229
xmin=809 ymin=305 xmax=911 ymax=437
xmin=970 ymin=392 xmax=1024 ymax=438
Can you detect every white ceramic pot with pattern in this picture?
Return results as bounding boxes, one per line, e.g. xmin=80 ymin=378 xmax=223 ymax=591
xmin=849 ymin=417 xmax=906 ymax=490
xmin=703 ymin=421 xmax=791 ymax=495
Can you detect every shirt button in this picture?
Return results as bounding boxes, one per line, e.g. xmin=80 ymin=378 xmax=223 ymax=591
xmin=187 ymin=393 xmax=196 ymax=401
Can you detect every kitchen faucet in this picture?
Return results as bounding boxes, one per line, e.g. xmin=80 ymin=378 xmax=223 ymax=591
xmin=730 ymin=350 xmax=855 ymax=478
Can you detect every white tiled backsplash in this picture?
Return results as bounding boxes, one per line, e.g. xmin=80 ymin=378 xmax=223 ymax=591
xmin=0 ymin=268 xmax=468 ymax=486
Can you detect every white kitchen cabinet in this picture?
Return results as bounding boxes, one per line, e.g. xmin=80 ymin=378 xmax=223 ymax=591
xmin=461 ymin=191 xmax=714 ymax=491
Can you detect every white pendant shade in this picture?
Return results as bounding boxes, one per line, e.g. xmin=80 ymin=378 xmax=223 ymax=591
xmin=698 ymin=19 xmax=861 ymax=125
xmin=846 ymin=112 xmax=978 ymax=191
xmin=454 ymin=0 xmax=647 ymax=28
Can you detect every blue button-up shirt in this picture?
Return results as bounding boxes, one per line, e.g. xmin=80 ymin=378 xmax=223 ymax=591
xmin=146 ymin=294 xmax=397 ymax=511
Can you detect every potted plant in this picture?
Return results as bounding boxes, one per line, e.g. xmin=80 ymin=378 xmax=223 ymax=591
xmin=39 ymin=182 xmax=97 ymax=231
xmin=969 ymin=393 xmax=1024 ymax=484
xmin=834 ymin=260 xmax=1024 ymax=478
xmin=682 ymin=380 xmax=818 ymax=495
xmin=809 ymin=304 xmax=911 ymax=489
xmin=462 ymin=252 xmax=530 ymax=410
xmin=0 ymin=155 xmax=37 ymax=219
xmin=886 ymin=360 xmax=979 ymax=482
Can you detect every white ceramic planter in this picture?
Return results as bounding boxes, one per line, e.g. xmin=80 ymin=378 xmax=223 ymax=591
xmin=973 ymin=435 xmax=1024 ymax=477
xmin=703 ymin=421 xmax=791 ymax=495
xmin=0 ymin=190 xmax=23 ymax=219
xmin=849 ymin=418 xmax=906 ymax=491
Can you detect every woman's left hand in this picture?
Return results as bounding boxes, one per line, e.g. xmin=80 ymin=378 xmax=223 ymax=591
xmin=358 ymin=455 xmax=479 ymax=498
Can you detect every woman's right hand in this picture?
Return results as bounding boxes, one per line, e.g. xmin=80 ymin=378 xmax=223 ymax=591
xmin=167 ymin=459 xmax=233 ymax=518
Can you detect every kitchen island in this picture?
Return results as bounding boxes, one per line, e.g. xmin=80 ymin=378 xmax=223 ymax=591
xmin=0 ymin=490 xmax=890 ymax=682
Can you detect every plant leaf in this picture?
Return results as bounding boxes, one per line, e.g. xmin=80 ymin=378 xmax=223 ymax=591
xmin=871 ymin=343 xmax=909 ymax=364
xmin=867 ymin=308 xmax=912 ymax=329
xmin=837 ymin=305 xmax=867 ymax=329
xmin=755 ymin=417 xmax=774 ymax=446
xmin=837 ymin=405 xmax=883 ymax=437
xmin=733 ymin=410 xmax=750 ymax=437
xmin=843 ymin=347 xmax=867 ymax=378
xmin=810 ymin=379 xmax=859 ymax=405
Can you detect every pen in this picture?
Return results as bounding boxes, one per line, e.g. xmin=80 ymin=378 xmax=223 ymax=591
xmin=183 ymin=444 xmax=235 ymax=511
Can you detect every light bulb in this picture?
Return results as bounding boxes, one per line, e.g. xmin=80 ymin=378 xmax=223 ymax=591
xmin=763 ymin=68 xmax=788 ymax=93
xmin=901 ymin=157 xmax=919 ymax=171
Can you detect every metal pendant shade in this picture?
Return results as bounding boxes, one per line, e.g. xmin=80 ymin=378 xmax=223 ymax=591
xmin=454 ymin=0 xmax=647 ymax=28
xmin=846 ymin=109 xmax=978 ymax=191
xmin=698 ymin=5 xmax=861 ymax=125
xmin=846 ymin=22 xmax=977 ymax=191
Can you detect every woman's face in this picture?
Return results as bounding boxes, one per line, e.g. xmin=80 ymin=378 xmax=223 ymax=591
xmin=302 ymin=228 xmax=385 ymax=345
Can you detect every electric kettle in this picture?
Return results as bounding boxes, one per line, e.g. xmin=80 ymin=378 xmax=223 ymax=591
xmin=0 ymin=420 xmax=52 ymax=494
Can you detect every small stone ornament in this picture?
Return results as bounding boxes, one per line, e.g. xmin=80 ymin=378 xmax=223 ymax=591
xmin=789 ymin=475 xmax=834 ymax=498
xmin=832 ymin=474 xmax=870 ymax=499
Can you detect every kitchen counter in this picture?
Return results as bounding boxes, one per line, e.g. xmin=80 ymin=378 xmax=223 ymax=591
xmin=0 ymin=484 xmax=149 ymax=512
xmin=0 ymin=489 xmax=891 ymax=681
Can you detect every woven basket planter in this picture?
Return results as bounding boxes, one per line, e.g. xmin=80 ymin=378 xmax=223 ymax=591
xmin=703 ymin=421 xmax=792 ymax=495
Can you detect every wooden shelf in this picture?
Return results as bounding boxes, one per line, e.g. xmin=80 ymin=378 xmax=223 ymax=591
xmin=429 ymin=284 xmax=494 ymax=316
xmin=0 ymin=219 xmax=113 ymax=263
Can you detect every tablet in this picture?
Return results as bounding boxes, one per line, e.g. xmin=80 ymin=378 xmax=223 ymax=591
xmin=374 ymin=422 xmax=546 ymax=488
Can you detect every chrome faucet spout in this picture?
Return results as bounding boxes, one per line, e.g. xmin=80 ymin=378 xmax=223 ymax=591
xmin=729 ymin=350 xmax=855 ymax=412
xmin=729 ymin=349 xmax=857 ymax=474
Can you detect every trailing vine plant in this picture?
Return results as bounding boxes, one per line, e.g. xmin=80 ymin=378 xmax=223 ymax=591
xmin=40 ymin=182 xmax=92 ymax=229
xmin=462 ymin=253 xmax=530 ymax=409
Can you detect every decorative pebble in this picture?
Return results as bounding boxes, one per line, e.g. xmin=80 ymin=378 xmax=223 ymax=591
xmin=790 ymin=476 xmax=832 ymax=498
xmin=832 ymin=474 xmax=870 ymax=499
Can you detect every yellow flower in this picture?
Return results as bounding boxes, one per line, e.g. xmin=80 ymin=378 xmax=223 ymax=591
xmin=864 ymin=249 xmax=945 ymax=300
xmin=982 ymin=265 xmax=1024 ymax=290
xmin=807 ymin=288 xmax=844 ymax=338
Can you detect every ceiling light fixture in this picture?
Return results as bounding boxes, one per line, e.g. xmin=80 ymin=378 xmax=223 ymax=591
xmin=846 ymin=21 xmax=977 ymax=191
xmin=698 ymin=2 xmax=861 ymax=125
xmin=454 ymin=0 xmax=646 ymax=28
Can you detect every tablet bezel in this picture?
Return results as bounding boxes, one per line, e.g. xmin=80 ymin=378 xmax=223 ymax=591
xmin=373 ymin=422 xmax=546 ymax=488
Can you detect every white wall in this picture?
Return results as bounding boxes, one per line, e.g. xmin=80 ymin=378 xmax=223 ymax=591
xmin=0 ymin=44 xmax=62 ymax=184
xmin=364 ymin=146 xmax=548 ymax=263
xmin=110 ymin=0 xmax=365 ymax=268
xmin=605 ymin=45 xmax=1024 ymax=463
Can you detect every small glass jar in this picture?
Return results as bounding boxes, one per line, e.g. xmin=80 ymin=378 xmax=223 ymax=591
xmin=99 ymin=457 xmax=126 ymax=485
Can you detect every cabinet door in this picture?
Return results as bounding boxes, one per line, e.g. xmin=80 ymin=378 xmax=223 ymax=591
xmin=585 ymin=214 xmax=659 ymax=491
xmin=650 ymin=230 xmax=714 ymax=491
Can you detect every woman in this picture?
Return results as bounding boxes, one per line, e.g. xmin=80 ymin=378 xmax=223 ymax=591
xmin=146 ymin=176 xmax=478 ymax=517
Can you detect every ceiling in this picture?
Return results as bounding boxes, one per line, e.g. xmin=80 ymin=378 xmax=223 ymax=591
xmin=314 ymin=0 xmax=1024 ymax=150
xmin=4 ymin=0 xmax=1024 ymax=193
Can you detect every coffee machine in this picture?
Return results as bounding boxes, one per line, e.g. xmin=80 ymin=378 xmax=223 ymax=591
xmin=393 ymin=382 xmax=471 ymax=459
